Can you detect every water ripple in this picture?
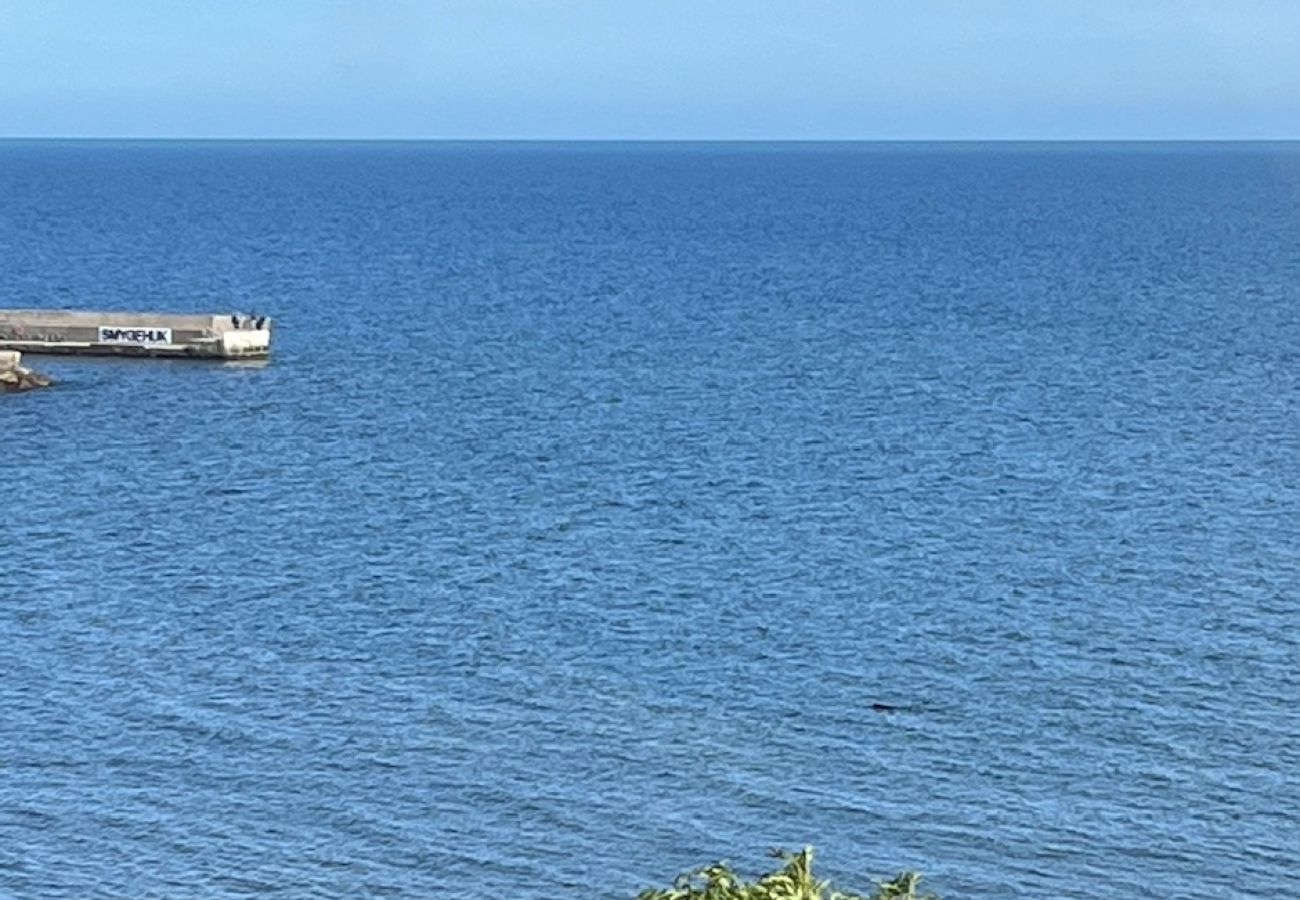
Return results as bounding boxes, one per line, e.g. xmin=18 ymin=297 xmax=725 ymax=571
xmin=2 ymin=141 xmax=1299 ymax=898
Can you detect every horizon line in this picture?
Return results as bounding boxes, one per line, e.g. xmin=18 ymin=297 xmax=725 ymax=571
xmin=2 ymin=136 xmax=1300 ymax=144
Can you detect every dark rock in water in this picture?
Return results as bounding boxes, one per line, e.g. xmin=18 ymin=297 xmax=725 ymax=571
xmin=0 ymin=363 xmax=52 ymax=392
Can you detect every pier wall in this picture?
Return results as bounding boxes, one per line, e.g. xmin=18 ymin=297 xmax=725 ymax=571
xmin=0 ymin=310 xmax=270 ymax=358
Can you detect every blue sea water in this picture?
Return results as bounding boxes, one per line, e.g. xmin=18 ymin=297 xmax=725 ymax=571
xmin=1 ymin=141 xmax=1299 ymax=899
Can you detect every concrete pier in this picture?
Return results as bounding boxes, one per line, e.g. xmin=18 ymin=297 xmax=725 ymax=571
xmin=0 ymin=309 xmax=271 ymax=359
xmin=0 ymin=350 xmax=52 ymax=392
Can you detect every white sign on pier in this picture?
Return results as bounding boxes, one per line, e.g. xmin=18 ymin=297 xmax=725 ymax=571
xmin=97 ymin=326 xmax=173 ymax=345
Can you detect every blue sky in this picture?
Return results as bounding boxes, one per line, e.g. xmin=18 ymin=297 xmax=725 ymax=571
xmin=1 ymin=0 xmax=1297 ymax=139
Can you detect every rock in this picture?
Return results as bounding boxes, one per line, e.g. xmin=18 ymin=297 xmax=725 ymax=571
xmin=1 ymin=367 xmax=54 ymax=391
xmin=0 ymin=352 xmax=52 ymax=392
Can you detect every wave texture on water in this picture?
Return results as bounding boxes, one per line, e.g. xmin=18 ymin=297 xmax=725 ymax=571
xmin=2 ymin=142 xmax=1299 ymax=898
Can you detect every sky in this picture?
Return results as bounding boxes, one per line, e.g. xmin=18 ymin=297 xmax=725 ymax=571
xmin=1 ymin=0 xmax=1298 ymax=140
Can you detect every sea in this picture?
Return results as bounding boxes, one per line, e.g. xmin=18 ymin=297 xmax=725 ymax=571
xmin=1 ymin=141 xmax=1298 ymax=899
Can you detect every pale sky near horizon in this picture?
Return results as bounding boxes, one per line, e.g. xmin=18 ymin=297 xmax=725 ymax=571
xmin=1 ymin=0 xmax=1298 ymax=139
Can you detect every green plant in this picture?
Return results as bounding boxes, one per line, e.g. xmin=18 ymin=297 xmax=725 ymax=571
xmin=635 ymin=847 xmax=936 ymax=900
